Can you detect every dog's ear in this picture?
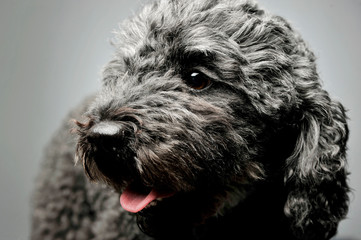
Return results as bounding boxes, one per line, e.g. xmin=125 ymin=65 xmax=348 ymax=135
xmin=284 ymin=82 xmax=350 ymax=238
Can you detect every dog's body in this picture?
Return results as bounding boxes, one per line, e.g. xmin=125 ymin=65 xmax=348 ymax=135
xmin=31 ymin=0 xmax=350 ymax=239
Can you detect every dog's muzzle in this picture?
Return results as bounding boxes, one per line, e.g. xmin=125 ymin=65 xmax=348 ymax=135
xmin=76 ymin=117 xmax=177 ymax=213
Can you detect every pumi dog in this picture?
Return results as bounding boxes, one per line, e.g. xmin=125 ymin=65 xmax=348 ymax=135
xmin=31 ymin=0 xmax=350 ymax=239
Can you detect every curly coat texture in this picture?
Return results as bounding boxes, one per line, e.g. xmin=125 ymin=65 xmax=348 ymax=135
xmin=31 ymin=0 xmax=349 ymax=239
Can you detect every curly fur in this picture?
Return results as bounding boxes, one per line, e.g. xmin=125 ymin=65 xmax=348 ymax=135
xmin=31 ymin=0 xmax=349 ymax=239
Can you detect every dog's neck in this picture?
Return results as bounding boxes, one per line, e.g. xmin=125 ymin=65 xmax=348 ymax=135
xmin=148 ymin=179 xmax=295 ymax=240
xmin=191 ymin=180 xmax=292 ymax=240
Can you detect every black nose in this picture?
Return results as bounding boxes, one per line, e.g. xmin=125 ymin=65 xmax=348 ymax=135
xmin=86 ymin=121 xmax=127 ymax=155
xmin=84 ymin=121 xmax=137 ymax=180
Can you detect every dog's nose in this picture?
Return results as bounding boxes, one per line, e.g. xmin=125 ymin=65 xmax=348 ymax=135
xmin=80 ymin=120 xmax=137 ymax=181
xmin=86 ymin=121 xmax=127 ymax=155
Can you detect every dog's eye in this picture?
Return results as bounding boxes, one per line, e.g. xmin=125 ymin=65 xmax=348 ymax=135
xmin=185 ymin=72 xmax=211 ymax=90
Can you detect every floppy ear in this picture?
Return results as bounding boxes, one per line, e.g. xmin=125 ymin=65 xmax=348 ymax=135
xmin=284 ymin=82 xmax=350 ymax=238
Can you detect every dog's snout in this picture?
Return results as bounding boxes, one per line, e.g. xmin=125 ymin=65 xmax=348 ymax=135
xmin=75 ymin=107 xmax=142 ymax=158
xmin=74 ymin=120 xmax=133 ymax=184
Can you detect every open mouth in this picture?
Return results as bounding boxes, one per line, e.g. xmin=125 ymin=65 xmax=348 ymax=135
xmin=120 ymin=181 xmax=175 ymax=213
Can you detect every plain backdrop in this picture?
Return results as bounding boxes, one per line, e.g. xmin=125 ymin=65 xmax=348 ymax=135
xmin=0 ymin=0 xmax=360 ymax=239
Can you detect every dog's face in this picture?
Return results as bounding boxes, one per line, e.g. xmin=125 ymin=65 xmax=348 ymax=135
xmin=76 ymin=0 xmax=349 ymax=238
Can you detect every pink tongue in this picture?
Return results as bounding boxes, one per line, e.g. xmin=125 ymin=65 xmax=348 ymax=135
xmin=120 ymin=187 xmax=173 ymax=213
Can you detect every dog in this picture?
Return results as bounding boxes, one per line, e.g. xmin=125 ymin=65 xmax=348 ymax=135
xmin=31 ymin=0 xmax=350 ymax=239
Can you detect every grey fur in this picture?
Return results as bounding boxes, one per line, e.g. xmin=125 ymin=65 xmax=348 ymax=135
xmin=31 ymin=0 xmax=349 ymax=239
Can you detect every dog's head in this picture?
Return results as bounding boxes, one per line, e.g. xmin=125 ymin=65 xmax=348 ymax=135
xmin=75 ymin=0 xmax=349 ymax=238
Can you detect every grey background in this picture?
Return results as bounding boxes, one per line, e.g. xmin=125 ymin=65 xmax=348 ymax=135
xmin=0 ymin=0 xmax=360 ymax=239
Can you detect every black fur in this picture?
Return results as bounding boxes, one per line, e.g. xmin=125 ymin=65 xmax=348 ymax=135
xmin=31 ymin=0 xmax=349 ymax=239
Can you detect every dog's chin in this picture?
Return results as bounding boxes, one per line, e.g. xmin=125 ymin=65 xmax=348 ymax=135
xmin=124 ymin=185 xmax=242 ymax=238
